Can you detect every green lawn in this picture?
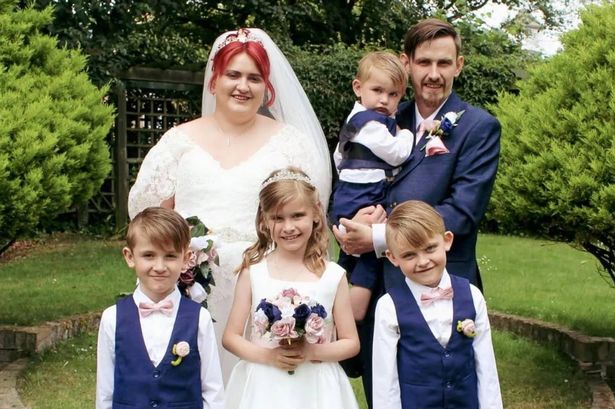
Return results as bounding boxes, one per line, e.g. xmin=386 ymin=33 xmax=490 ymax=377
xmin=478 ymin=233 xmax=614 ymax=337
xmin=2 ymin=232 xmax=606 ymax=408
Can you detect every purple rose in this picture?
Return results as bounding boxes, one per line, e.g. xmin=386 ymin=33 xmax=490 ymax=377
xmin=256 ymin=299 xmax=282 ymax=323
xmin=293 ymin=303 xmax=311 ymax=328
xmin=440 ymin=117 xmax=454 ymax=133
xmin=310 ymin=304 xmax=327 ymax=319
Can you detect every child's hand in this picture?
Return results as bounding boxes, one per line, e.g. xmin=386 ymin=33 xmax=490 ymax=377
xmin=269 ymin=339 xmax=305 ymax=371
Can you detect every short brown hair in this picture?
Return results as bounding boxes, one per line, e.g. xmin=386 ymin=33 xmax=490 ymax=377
xmin=403 ymin=18 xmax=461 ymax=58
xmin=356 ymin=51 xmax=408 ymax=91
xmin=126 ymin=207 xmax=190 ymax=252
xmin=386 ymin=200 xmax=445 ymax=250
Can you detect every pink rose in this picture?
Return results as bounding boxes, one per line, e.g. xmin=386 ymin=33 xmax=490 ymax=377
xmin=281 ymin=288 xmax=299 ymax=298
xmin=425 ymin=136 xmax=449 ymax=157
xmin=173 ymin=341 xmax=190 ymax=357
xmin=304 ymin=313 xmax=325 ymax=344
xmin=270 ymin=317 xmax=298 ymax=340
xmin=182 ymin=252 xmax=198 ymax=272
xmin=253 ymin=310 xmax=269 ymax=336
xmin=456 ymin=319 xmax=477 ymax=338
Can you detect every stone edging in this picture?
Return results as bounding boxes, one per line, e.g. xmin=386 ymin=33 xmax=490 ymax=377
xmin=0 ymin=312 xmax=101 ymax=362
xmin=489 ymin=311 xmax=615 ymax=409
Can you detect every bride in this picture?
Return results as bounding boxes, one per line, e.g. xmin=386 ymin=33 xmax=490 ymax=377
xmin=127 ymin=28 xmax=331 ymax=382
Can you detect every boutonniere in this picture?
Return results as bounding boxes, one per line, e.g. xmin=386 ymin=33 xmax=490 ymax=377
xmin=171 ymin=341 xmax=190 ymax=366
xmin=456 ymin=319 xmax=477 ymax=338
xmin=419 ymin=110 xmax=465 ymax=157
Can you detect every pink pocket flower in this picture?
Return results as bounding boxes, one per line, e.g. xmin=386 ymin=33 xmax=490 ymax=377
xmin=456 ymin=319 xmax=477 ymax=338
xmin=171 ymin=341 xmax=190 ymax=366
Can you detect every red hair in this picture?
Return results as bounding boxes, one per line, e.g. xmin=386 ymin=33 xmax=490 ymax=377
xmin=208 ymin=37 xmax=276 ymax=107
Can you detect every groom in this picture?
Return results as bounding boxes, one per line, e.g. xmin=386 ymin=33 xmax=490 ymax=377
xmin=335 ymin=18 xmax=501 ymax=408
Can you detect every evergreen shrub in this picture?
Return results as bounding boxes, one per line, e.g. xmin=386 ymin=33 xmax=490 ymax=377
xmin=0 ymin=1 xmax=115 ymax=244
xmin=488 ymin=2 xmax=615 ymax=284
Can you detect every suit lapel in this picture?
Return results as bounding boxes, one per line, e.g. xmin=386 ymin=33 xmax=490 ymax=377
xmin=392 ymin=92 xmax=464 ymax=186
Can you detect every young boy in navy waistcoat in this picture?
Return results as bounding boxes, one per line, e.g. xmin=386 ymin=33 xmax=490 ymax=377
xmin=96 ymin=207 xmax=224 ymax=409
xmin=372 ymin=201 xmax=501 ymax=409
xmin=331 ymin=51 xmax=414 ymax=323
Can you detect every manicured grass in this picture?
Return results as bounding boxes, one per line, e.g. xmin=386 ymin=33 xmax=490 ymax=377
xmin=0 ymin=235 xmax=134 ymax=326
xmin=17 ymin=329 xmax=589 ymax=409
xmin=477 ymin=233 xmax=615 ymax=337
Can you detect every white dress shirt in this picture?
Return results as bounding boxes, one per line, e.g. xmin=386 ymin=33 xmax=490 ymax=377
xmin=372 ymin=271 xmax=502 ymax=409
xmin=96 ymin=286 xmax=225 ymax=409
xmin=333 ymin=102 xmax=414 ymax=184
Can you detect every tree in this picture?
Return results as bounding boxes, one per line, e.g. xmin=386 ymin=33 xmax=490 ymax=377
xmin=488 ymin=2 xmax=615 ymax=285
xmin=0 ymin=0 xmax=115 ymax=250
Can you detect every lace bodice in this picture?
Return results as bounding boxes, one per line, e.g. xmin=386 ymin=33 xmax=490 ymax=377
xmin=128 ymin=124 xmax=331 ymax=242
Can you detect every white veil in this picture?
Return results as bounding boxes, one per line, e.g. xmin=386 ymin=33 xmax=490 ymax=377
xmin=201 ymin=28 xmax=332 ymax=206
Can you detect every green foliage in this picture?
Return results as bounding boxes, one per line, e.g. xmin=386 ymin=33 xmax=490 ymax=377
xmin=0 ymin=1 xmax=114 ymax=243
xmin=489 ymin=2 xmax=615 ymax=284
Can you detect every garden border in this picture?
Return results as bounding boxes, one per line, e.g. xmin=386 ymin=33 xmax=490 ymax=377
xmin=0 ymin=311 xmax=613 ymax=408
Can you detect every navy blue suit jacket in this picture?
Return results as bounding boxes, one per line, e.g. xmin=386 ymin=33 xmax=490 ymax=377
xmin=384 ymin=92 xmax=500 ymax=289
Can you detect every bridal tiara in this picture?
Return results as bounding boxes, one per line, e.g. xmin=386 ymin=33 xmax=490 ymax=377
xmin=261 ymin=169 xmax=314 ymax=189
xmin=216 ymin=28 xmax=264 ymax=52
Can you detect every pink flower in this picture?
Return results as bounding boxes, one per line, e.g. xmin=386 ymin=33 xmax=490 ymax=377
xmin=416 ymin=119 xmax=441 ymax=140
xmin=253 ymin=310 xmax=269 ymax=336
xmin=270 ymin=317 xmax=298 ymax=340
xmin=182 ymin=252 xmax=198 ymax=272
xmin=281 ymin=288 xmax=299 ymax=298
xmin=456 ymin=319 xmax=477 ymax=338
xmin=425 ymin=136 xmax=449 ymax=157
xmin=304 ymin=313 xmax=325 ymax=344
xmin=173 ymin=341 xmax=190 ymax=357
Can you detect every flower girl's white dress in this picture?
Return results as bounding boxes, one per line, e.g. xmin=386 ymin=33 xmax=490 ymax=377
xmin=225 ymin=260 xmax=359 ymax=409
xmin=127 ymin=125 xmax=331 ymax=382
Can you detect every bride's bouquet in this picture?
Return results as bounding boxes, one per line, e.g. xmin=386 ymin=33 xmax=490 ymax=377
xmin=253 ymin=288 xmax=328 ymax=374
xmin=178 ymin=216 xmax=218 ymax=310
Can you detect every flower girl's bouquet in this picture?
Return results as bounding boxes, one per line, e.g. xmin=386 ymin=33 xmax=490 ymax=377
xmin=253 ymin=288 xmax=328 ymax=374
xmin=178 ymin=216 xmax=218 ymax=310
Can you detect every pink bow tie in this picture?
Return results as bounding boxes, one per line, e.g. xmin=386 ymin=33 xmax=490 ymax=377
xmin=420 ymin=287 xmax=454 ymax=306
xmin=138 ymin=300 xmax=174 ymax=317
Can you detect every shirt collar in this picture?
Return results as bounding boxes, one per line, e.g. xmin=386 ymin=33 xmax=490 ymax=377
xmin=414 ymin=97 xmax=449 ymax=130
xmin=133 ymin=285 xmax=181 ymax=310
xmin=405 ymin=269 xmax=451 ymax=305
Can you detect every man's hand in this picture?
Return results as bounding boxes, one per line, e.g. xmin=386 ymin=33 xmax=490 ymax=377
xmin=353 ymin=205 xmax=387 ymax=225
xmin=332 ymin=219 xmax=374 ymax=255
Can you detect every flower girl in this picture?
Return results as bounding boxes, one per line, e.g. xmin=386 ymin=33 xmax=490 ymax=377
xmin=222 ymin=167 xmax=360 ymax=408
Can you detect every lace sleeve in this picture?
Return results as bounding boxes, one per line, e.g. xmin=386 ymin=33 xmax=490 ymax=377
xmin=127 ymin=128 xmax=190 ymax=219
xmin=283 ymin=126 xmax=332 ymax=212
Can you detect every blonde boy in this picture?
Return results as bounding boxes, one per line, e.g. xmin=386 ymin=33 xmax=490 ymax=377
xmin=332 ymin=51 xmax=415 ymax=323
xmin=373 ymin=201 xmax=502 ymax=409
xmin=96 ymin=207 xmax=224 ymax=409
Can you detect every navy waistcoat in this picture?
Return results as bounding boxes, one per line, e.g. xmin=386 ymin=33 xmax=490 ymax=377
xmin=388 ymin=275 xmax=478 ymax=409
xmin=338 ymin=109 xmax=397 ymax=171
xmin=113 ymin=295 xmax=202 ymax=409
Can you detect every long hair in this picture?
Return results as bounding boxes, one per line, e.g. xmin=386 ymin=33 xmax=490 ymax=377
xmin=207 ymin=29 xmax=276 ymax=107
xmin=238 ymin=167 xmax=328 ymax=275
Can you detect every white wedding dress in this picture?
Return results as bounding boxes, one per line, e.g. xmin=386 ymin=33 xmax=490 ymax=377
xmin=127 ymin=123 xmax=331 ymax=382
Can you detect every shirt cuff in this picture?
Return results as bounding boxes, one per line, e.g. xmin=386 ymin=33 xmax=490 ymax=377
xmin=373 ymin=223 xmax=387 ymax=258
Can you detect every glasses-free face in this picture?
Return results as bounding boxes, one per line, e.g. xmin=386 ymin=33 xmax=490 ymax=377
xmin=266 ymin=196 xmax=317 ymax=256
xmin=352 ymin=68 xmax=404 ymax=117
xmin=213 ymin=52 xmax=267 ymax=117
xmin=386 ymin=231 xmax=453 ymax=288
xmin=401 ymin=36 xmax=464 ymax=117
xmin=123 ymin=233 xmax=190 ymax=302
